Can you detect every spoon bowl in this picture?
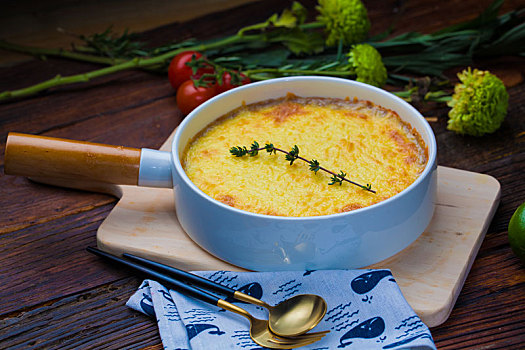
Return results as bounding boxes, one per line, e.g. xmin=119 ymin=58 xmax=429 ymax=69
xmin=269 ymin=294 xmax=328 ymax=337
xmin=219 ymin=300 xmax=328 ymax=349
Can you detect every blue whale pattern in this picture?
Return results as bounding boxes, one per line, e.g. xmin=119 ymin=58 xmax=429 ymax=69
xmin=186 ymin=324 xmax=225 ymax=340
xmin=159 ymin=289 xmax=175 ymax=304
xmin=140 ymin=293 xmax=155 ymax=317
xmin=383 ymin=332 xmax=433 ymax=349
xmin=351 ymin=270 xmax=394 ymax=294
xmin=338 ymin=316 xmax=385 ymax=348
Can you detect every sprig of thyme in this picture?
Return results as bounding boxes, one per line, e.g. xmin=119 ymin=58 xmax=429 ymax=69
xmin=230 ymin=141 xmax=375 ymax=193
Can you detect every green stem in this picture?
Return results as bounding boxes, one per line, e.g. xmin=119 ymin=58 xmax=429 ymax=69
xmin=0 ymin=34 xmax=246 ymax=101
xmin=238 ymin=17 xmax=324 ymax=35
xmin=243 ymin=73 xmax=275 ymax=81
xmin=244 ymin=68 xmax=353 ymax=78
xmin=425 ymin=94 xmax=452 ymax=102
xmin=298 ymin=22 xmax=325 ymax=30
xmin=0 ymin=40 xmax=124 ymax=65
xmin=392 ymin=89 xmax=452 ymax=103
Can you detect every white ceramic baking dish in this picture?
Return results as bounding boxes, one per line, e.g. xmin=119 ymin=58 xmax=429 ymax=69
xmin=5 ymin=76 xmax=437 ymax=271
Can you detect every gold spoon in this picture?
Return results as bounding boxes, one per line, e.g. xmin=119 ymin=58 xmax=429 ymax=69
xmin=218 ymin=299 xmax=327 ymax=349
xmin=87 ymin=247 xmax=327 ymax=349
xmin=123 ymin=252 xmax=328 ymax=337
xmin=234 ymin=291 xmax=328 ymax=337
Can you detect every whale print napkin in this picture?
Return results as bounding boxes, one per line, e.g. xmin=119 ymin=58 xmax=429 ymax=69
xmin=127 ymin=269 xmax=436 ymax=349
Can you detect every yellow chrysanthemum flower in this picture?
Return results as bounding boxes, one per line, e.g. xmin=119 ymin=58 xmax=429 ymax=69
xmin=447 ymin=68 xmax=508 ymax=136
xmin=316 ymin=0 xmax=370 ymax=46
xmin=348 ymin=44 xmax=387 ymax=87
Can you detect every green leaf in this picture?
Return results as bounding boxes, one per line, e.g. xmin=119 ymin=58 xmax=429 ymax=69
xmin=383 ymin=52 xmax=471 ymax=76
xmin=362 ymin=184 xmax=372 ymax=191
xmin=273 ymin=9 xmax=297 ymax=28
xmin=237 ymin=3 xmax=302 ymax=35
xmin=309 ymin=159 xmax=321 ymax=173
xmin=328 ymin=171 xmax=346 ymax=186
xmin=230 ymin=146 xmax=248 ymax=157
xmin=477 ymin=21 xmax=525 ymax=56
xmin=291 ymin=1 xmax=308 ymax=25
xmin=227 ymin=48 xmax=291 ymax=68
xmin=78 ymin=26 xmax=146 ymax=59
xmin=265 ymin=143 xmax=276 ymax=154
xmin=435 ymin=0 xmax=503 ymax=34
xmin=268 ymin=28 xmax=326 ymax=55
xmin=285 ymin=145 xmax=300 ymax=165
xmin=328 ymin=174 xmax=342 ymax=186
xmin=249 ymin=141 xmax=260 ymax=156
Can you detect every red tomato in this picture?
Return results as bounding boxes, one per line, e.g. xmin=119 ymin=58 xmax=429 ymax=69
xmin=176 ymin=80 xmax=217 ymax=115
xmin=216 ymin=72 xmax=251 ymax=94
xmin=168 ymin=51 xmax=213 ymax=90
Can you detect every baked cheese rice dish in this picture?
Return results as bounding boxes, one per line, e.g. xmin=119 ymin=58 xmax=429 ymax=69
xmin=182 ymin=94 xmax=428 ymax=217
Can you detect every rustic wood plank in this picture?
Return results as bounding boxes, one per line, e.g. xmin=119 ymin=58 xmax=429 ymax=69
xmin=0 ymin=0 xmax=524 ymax=349
xmin=0 ymin=203 xmax=125 ymax=315
xmin=0 ymin=278 xmax=160 ymax=349
xmin=0 ymin=0 xmax=258 ymax=66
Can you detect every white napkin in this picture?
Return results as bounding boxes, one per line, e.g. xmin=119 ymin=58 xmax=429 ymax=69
xmin=127 ymin=269 xmax=436 ymax=349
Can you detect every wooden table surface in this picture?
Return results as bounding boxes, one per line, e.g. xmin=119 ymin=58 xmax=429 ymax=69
xmin=1 ymin=0 xmax=524 ymax=348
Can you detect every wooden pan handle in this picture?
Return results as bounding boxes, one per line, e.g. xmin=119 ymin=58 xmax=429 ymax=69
xmin=4 ymin=132 xmax=141 ymax=185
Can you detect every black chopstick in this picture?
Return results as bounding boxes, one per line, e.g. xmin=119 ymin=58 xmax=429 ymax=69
xmin=122 ymin=252 xmax=237 ymax=298
xmin=86 ymin=247 xmax=221 ymax=306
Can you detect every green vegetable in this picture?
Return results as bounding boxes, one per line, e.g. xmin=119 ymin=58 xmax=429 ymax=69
xmin=0 ymin=0 xmax=523 ymax=102
xmin=316 ymin=0 xmax=370 ymax=46
xmin=508 ymin=201 xmax=525 ymax=264
xmin=348 ymin=44 xmax=387 ymax=87
xmin=447 ymin=68 xmax=508 ymax=136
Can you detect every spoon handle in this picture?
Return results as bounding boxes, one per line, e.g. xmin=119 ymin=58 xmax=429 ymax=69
xmin=122 ymin=252 xmax=236 ymax=297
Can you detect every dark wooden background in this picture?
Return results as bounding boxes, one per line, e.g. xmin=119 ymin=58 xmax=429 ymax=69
xmin=1 ymin=0 xmax=524 ymax=348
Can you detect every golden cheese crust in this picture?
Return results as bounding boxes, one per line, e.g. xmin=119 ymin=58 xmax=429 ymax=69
xmin=182 ymin=94 xmax=428 ymax=217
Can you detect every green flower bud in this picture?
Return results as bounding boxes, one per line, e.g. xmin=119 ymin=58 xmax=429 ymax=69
xmin=447 ymin=68 xmax=508 ymax=136
xmin=316 ymin=0 xmax=370 ymax=47
xmin=347 ymin=44 xmax=387 ymax=87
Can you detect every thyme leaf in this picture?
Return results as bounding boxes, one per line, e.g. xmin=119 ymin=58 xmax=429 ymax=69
xmin=329 ymin=171 xmax=346 ymax=186
xmin=230 ymin=146 xmax=248 ymax=157
xmin=249 ymin=141 xmax=260 ymax=156
xmin=285 ymin=145 xmax=300 ymax=165
xmin=309 ymin=159 xmax=320 ymax=173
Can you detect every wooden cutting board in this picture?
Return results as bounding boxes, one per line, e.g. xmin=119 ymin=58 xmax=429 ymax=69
xmin=93 ymin=132 xmax=501 ymax=328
